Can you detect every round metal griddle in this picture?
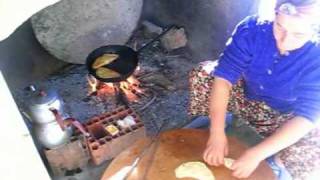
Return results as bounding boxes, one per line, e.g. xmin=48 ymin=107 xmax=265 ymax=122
xmin=101 ymin=129 xmax=276 ymax=180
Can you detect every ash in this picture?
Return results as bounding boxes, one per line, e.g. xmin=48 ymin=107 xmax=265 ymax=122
xmin=13 ymin=26 xmax=197 ymax=135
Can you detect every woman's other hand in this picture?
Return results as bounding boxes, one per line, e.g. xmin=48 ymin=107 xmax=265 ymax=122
xmin=231 ymin=149 xmax=262 ymax=179
xmin=203 ymin=132 xmax=229 ymax=166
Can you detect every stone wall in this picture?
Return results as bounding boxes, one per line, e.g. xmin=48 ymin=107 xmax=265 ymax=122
xmin=0 ymin=0 xmax=262 ymax=89
xmin=0 ymin=20 xmax=67 ymax=89
xmin=142 ymin=0 xmax=261 ymax=60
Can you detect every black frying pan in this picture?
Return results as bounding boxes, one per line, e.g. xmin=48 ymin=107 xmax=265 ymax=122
xmin=86 ymin=25 xmax=177 ymax=83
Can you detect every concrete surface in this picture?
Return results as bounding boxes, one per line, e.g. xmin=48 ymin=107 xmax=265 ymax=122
xmin=0 ymin=20 xmax=67 ymax=90
xmin=0 ymin=0 xmax=60 ymax=41
xmin=52 ymin=161 xmax=110 ymax=180
xmin=0 ymin=72 xmax=51 ymax=180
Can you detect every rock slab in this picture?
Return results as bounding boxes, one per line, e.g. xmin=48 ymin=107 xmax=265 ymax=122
xmin=31 ymin=0 xmax=143 ymax=64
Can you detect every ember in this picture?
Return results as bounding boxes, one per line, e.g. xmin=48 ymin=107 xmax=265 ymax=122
xmin=87 ymin=74 xmax=147 ymax=104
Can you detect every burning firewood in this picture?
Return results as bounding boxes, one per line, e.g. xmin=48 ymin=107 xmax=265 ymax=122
xmin=87 ymin=74 xmax=98 ymax=95
xmin=86 ymin=73 xmax=152 ymax=107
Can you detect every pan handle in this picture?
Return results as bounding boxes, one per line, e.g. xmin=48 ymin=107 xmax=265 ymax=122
xmin=137 ymin=24 xmax=178 ymax=53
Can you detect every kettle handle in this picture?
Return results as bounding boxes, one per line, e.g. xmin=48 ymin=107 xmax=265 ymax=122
xmin=49 ymin=108 xmax=66 ymax=130
xmin=49 ymin=108 xmax=90 ymax=137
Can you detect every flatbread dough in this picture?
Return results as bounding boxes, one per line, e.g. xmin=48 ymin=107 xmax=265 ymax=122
xmin=224 ymin=158 xmax=235 ymax=169
xmin=96 ymin=67 xmax=121 ymax=79
xmin=175 ymin=161 xmax=215 ymax=180
xmin=92 ymin=53 xmax=119 ymax=69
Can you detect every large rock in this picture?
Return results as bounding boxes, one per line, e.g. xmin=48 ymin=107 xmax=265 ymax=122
xmin=31 ymin=0 xmax=143 ymax=64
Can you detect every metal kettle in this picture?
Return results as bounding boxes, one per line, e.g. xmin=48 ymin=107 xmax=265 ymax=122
xmin=25 ymin=86 xmax=89 ymax=149
xmin=27 ymin=87 xmax=65 ymax=124
xmin=34 ymin=108 xmax=89 ymax=149
xmin=34 ymin=120 xmax=73 ymax=149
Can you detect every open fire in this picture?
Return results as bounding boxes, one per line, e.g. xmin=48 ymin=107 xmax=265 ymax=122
xmin=87 ymin=74 xmax=146 ymax=104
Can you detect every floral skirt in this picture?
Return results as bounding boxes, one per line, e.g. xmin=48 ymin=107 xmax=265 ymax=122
xmin=189 ymin=61 xmax=320 ymax=180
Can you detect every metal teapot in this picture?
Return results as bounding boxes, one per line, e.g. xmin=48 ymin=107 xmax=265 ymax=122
xmin=27 ymin=86 xmax=65 ymax=124
xmin=33 ymin=108 xmax=89 ymax=149
xmin=34 ymin=120 xmax=73 ymax=149
xmin=26 ymin=86 xmax=89 ymax=149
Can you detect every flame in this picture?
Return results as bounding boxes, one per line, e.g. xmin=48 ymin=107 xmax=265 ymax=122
xmin=126 ymin=76 xmax=140 ymax=86
xmin=87 ymin=75 xmax=145 ymax=102
xmin=120 ymin=81 xmax=129 ymax=90
xmin=121 ymin=87 xmax=139 ymax=102
xmin=120 ymin=76 xmax=144 ymax=94
xmin=119 ymin=76 xmax=143 ymax=102
xmin=99 ymin=83 xmax=116 ymax=95
xmin=87 ymin=75 xmax=98 ymax=95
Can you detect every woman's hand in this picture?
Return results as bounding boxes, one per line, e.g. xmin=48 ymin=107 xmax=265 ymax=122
xmin=203 ymin=132 xmax=229 ymax=166
xmin=230 ymin=149 xmax=262 ymax=179
xmin=229 ymin=117 xmax=314 ymax=179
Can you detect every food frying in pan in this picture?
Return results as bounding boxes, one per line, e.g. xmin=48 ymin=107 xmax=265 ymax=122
xmin=92 ymin=53 xmax=119 ymax=69
xmin=96 ymin=67 xmax=121 ymax=79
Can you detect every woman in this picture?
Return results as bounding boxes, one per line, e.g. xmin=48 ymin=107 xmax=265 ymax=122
xmin=189 ymin=0 xmax=320 ymax=179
